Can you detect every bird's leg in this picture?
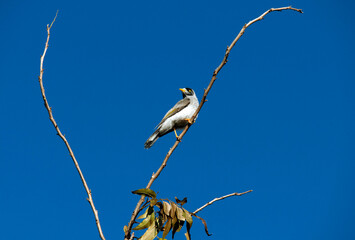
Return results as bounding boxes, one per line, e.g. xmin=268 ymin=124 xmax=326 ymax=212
xmin=185 ymin=118 xmax=194 ymax=125
xmin=174 ymin=128 xmax=179 ymax=139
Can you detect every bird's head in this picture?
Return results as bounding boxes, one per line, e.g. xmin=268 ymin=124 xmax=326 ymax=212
xmin=179 ymin=88 xmax=195 ymax=98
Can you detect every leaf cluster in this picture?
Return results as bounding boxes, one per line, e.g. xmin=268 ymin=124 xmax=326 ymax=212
xmin=126 ymin=189 xmax=210 ymax=240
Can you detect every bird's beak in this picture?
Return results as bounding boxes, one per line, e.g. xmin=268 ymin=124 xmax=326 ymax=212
xmin=179 ymin=88 xmax=185 ymax=93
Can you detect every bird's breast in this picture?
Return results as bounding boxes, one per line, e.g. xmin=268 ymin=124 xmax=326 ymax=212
xmin=171 ymin=105 xmax=197 ymax=128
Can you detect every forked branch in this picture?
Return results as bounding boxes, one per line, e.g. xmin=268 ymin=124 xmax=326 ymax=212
xmin=124 ymin=6 xmax=302 ymax=240
xmin=38 ymin=12 xmax=106 ymax=240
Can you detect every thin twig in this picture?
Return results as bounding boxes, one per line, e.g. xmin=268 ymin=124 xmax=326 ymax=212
xmin=193 ymin=190 xmax=253 ymax=214
xmin=124 ymin=6 xmax=302 ymax=239
xmin=129 ymin=232 xmax=134 ymax=240
xmin=38 ymin=12 xmax=106 ymax=240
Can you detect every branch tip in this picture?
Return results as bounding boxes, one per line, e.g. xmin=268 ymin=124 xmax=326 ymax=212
xmin=193 ymin=190 xmax=252 ymax=214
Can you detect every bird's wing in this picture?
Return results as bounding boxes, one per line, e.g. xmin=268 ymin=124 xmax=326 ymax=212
xmin=155 ymin=98 xmax=190 ymax=128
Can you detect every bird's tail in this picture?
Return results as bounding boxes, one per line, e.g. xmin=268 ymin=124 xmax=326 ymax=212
xmin=144 ymin=129 xmax=160 ymax=149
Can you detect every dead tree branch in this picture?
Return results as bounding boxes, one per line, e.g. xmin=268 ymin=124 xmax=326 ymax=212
xmin=38 ymin=12 xmax=106 ymax=240
xmin=124 ymin=6 xmax=302 ymax=240
xmin=193 ymin=190 xmax=253 ymax=214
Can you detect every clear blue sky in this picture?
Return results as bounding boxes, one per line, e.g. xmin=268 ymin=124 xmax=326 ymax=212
xmin=1 ymin=0 xmax=354 ymax=239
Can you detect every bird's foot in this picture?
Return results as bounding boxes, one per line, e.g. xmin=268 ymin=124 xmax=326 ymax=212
xmin=185 ymin=118 xmax=194 ymax=125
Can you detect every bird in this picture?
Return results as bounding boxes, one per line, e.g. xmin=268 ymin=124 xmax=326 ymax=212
xmin=144 ymin=87 xmax=199 ymax=149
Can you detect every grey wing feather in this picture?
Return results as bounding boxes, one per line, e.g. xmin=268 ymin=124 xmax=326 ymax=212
xmin=155 ymin=98 xmax=190 ymax=128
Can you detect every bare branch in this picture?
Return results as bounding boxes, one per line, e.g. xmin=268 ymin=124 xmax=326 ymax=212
xmin=38 ymin=12 xmax=106 ymax=240
xmin=193 ymin=190 xmax=253 ymax=215
xmin=124 ymin=6 xmax=302 ymax=239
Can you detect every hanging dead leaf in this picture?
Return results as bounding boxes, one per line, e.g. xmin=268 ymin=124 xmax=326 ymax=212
xmin=176 ymin=207 xmax=185 ymax=221
xmin=162 ymin=218 xmax=172 ymax=239
xmin=163 ymin=201 xmax=171 ymax=216
xmin=183 ymin=210 xmax=192 ymax=240
xmin=183 ymin=209 xmax=193 ymax=226
xmin=170 ymin=202 xmax=177 ymax=218
xmin=172 ymin=220 xmax=185 ymax=239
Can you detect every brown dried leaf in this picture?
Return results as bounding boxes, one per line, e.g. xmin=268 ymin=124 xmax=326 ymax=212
xmin=156 ymin=213 xmax=166 ymax=231
xmin=171 ymin=220 xmax=184 ymax=238
xmin=162 ymin=218 xmax=172 ymax=239
xmin=176 ymin=207 xmax=185 ymax=221
xmin=155 ymin=201 xmax=163 ymax=209
xmin=170 ymin=202 xmax=177 ymax=218
xmin=183 ymin=210 xmax=192 ymax=240
xmin=183 ymin=209 xmax=193 ymax=226
xmin=163 ymin=201 xmax=171 ymax=216
xmin=176 ymin=222 xmax=184 ymax=232
xmin=171 ymin=215 xmax=177 ymax=228
xmin=172 ymin=220 xmax=185 ymax=239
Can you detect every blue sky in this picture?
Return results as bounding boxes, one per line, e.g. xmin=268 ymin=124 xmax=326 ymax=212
xmin=1 ymin=0 xmax=354 ymax=239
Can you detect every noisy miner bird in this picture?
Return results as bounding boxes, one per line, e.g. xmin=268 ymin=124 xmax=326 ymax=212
xmin=144 ymin=88 xmax=199 ymax=149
